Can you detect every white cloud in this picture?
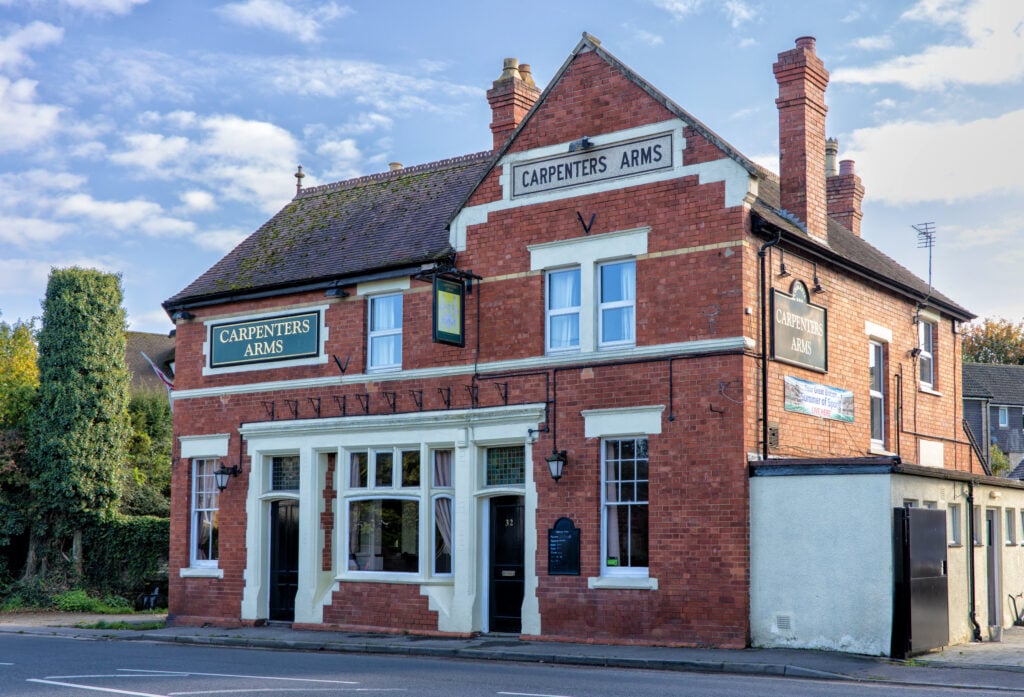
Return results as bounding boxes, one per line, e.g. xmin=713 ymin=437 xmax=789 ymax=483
xmin=833 ymin=0 xmax=1024 ymax=89
xmin=69 ymin=49 xmax=198 ymax=109
xmin=0 ymin=77 xmax=62 ymax=152
xmin=55 ymin=193 xmax=195 ymax=237
xmin=192 ymin=227 xmax=248 ymax=252
xmin=63 ymin=0 xmax=149 ymax=15
xmin=650 ymin=0 xmax=703 ymax=20
xmin=179 ymin=190 xmax=217 ymax=213
xmin=0 ymin=216 xmax=70 ymax=246
xmin=217 ymin=0 xmax=353 ymax=43
xmin=948 ymin=214 xmax=1024 ymax=250
xmin=851 ymin=35 xmax=894 ymax=51
xmin=722 ymin=0 xmax=756 ymax=27
xmin=0 ymin=21 xmax=63 ymax=71
xmin=316 ymin=137 xmax=362 ymax=181
xmin=625 ymin=25 xmax=664 ymax=47
xmin=844 ymin=108 xmax=1024 ymax=205
xmin=110 ymin=133 xmax=190 ymax=175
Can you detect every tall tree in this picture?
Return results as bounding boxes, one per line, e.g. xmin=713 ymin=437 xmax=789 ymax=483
xmin=962 ymin=317 xmax=1024 ymax=364
xmin=0 ymin=318 xmax=38 ymax=430
xmin=24 ymin=269 xmax=131 ymax=580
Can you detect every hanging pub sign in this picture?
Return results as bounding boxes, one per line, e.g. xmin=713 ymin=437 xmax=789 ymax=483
xmin=784 ymin=375 xmax=854 ymax=422
xmin=209 ymin=310 xmax=320 ymax=368
xmin=771 ymin=285 xmax=827 ymax=372
xmin=432 ymin=275 xmax=465 ymax=347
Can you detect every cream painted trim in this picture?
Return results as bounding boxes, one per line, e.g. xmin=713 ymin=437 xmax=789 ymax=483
xmin=582 ymin=405 xmax=665 ymax=438
xmin=356 ymin=277 xmax=411 ymax=295
xmin=449 ymin=119 xmax=756 ymax=252
xmin=179 ymin=433 xmax=230 ymax=458
xmin=201 ymin=304 xmax=331 ymax=377
xmin=918 ymin=439 xmax=944 ymax=467
xmin=587 ymin=576 xmax=659 ymax=590
xmin=528 ymin=227 xmax=649 ymax=270
xmin=918 ymin=307 xmax=941 ymax=324
xmin=179 ymin=567 xmax=224 ymax=579
xmin=864 ymin=321 xmax=892 ymax=343
xmin=174 ymin=336 xmax=755 ymax=401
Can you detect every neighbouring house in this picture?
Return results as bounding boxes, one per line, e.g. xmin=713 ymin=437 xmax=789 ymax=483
xmin=163 ymin=33 xmax=1024 ymax=657
xmin=963 ymin=362 xmax=1024 ymax=475
xmin=126 ymin=331 xmax=175 ymax=395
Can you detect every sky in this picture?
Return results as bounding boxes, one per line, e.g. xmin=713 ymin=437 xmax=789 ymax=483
xmin=0 ymin=0 xmax=1022 ymax=334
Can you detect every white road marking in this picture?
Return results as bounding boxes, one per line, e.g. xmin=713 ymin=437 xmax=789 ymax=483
xmin=27 ymin=679 xmax=166 ymax=696
xmin=120 ymin=669 xmax=359 ymax=685
xmin=498 ymin=693 xmax=574 ymax=697
xmin=170 ymin=690 xmax=404 ymax=695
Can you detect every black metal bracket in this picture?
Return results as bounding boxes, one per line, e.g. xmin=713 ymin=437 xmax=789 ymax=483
xmin=285 ymin=400 xmax=298 ymax=419
xmin=576 ymin=211 xmax=596 ymax=235
xmin=333 ymin=395 xmax=347 ymax=417
xmin=307 ymin=397 xmax=321 ymax=418
xmin=409 ymin=390 xmax=423 ymax=411
xmin=383 ymin=391 xmax=397 ymax=413
xmin=262 ymin=401 xmax=275 ymax=420
xmin=333 ymin=355 xmax=350 ymax=374
xmin=494 ymin=382 xmax=508 ymax=406
xmin=465 ymin=384 xmax=479 ymax=408
xmin=438 ymin=386 xmax=451 ymax=410
xmin=355 ymin=393 xmax=370 ymax=414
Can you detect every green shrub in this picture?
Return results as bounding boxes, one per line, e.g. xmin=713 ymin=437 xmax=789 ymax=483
xmin=82 ymin=515 xmax=168 ymax=598
xmin=54 ymin=589 xmax=96 ymax=612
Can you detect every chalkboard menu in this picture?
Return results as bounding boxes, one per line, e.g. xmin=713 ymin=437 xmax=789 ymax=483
xmin=548 ymin=517 xmax=580 ymax=576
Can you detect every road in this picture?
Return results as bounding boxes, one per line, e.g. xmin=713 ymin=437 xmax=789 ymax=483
xmin=0 ymin=633 xmax=1020 ymax=697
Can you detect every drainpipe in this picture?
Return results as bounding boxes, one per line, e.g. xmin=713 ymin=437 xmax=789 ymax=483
xmin=758 ymin=227 xmax=782 ymax=461
xmin=966 ymin=479 xmax=983 ymax=642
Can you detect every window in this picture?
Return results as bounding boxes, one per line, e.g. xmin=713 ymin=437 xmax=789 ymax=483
xmin=190 ymin=458 xmax=220 ymax=567
xmin=869 ymin=341 xmax=885 ymax=447
xmin=923 ymin=501 xmax=938 ymax=509
xmin=973 ymin=505 xmax=982 ymax=546
xmin=949 ymin=503 xmax=962 ymax=545
xmin=1020 ymin=510 xmax=1024 ymax=545
xmin=602 ymin=437 xmax=649 ymax=575
xmin=1007 ymin=509 xmax=1017 ymax=545
xmin=344 ymin=447 xmax=449 ymax=576
xmin=903 ymin=499 xmax=918 ymax=508
xmin=598 ymin=260 xmax=636 ymax=348
xmin=1000 ymin=407 xmax=1009 ymax=428
xmin=546 ymin=268 xmax=581 ymax=353
xmin=368 ymin=293 xmax=402 ymax=371
xmin=486 ymin=446 xmax=525 ymax=487
xmin=918 ymin=319 xmax=935 ymax=389
xmin=271 ymin=455 xmax=299 ymax=490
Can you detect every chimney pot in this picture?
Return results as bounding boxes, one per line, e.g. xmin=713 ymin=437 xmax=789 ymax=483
xmin=795 ymin=36 xmax=816 ymax=50
xmin=825 ymin=138 xmax=839 ymax=177
xmin=389 ymin=162 xmax=403 ymax=172
xmin=487 ymin=55 xmax=541 ymax=151
xmin=499 ymin=58 xmax=521 ymax=82
xmin=839 ymin=159 xmax=855 ymax=176
xmin=519 ymin=63 xmax=536 ymax=88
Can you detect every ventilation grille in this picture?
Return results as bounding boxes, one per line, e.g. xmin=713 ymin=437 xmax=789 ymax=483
xmin=774 ymin=613 xmax=793 ymax=634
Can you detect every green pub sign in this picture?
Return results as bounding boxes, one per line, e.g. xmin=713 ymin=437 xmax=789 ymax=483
xmin=432 ymin=276 xmax=465 ymax=347
xmin=210 ymin=311 xmax=320 ymax=368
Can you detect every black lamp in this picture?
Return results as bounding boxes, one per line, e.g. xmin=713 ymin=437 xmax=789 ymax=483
xmin=214 ymin=464 xmax=241 ymax=491
xmin=546 ymin=450 xmax=568 ymax=482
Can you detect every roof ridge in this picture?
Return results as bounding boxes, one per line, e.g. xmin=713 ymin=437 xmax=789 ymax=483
xmin=297 ymin=150 xmax=494 ymax=198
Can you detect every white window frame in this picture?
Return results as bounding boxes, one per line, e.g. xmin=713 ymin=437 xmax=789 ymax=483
xmin=999 ymin=406 xmax=1009 ymax=428
xmin=869 ymin=341 xmax=885 ymax=449
xmin=190 ymin=458 xmax=220 ymax=569
xmin=1007 ymin=508 xmax=1017 ymax=545
xmin=973 ymin=505 xmax=982 ymax=546
xmin=597 ymin=259 xmax=636 ymax=349
xmin=949 ymin=503 xmax=962 ymax=546
xmin=600 ymin=436 xmax=649 ymax=578
xmin=918 ymin=317 xmax=936 ymax=390
xmin=367 ymin=293 xmax=403 ymax=372
xmin=545 ymin=266 xmax=581 ymax=354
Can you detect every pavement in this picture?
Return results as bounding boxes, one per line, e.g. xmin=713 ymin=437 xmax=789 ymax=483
xmin=2 ymin=612 xmax=1024 ymax=691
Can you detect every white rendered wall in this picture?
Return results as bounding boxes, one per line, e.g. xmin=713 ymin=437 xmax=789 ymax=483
xmin=750 ymin=474 xmax=894 ymax=655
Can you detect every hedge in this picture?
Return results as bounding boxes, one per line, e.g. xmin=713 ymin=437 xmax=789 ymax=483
xmin=83 ymin=515 xmax=168 ymax=597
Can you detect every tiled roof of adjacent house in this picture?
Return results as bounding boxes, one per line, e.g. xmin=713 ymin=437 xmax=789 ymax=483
xmin=963 ymin=363 xmax=1024 ymax=403
xmin=126 ymin=331 xmax=175 ymax=393
xmin=164 ymin=152 xmax=494 ymax=309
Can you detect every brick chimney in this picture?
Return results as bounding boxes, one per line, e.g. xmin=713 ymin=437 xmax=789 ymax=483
xmin=827 ymin=158 xmax=865 ymax=236
xmin=774 ymin=37 xmax=829 ymax=242
xmin=487 ymin=57 xmax=541 ymax=151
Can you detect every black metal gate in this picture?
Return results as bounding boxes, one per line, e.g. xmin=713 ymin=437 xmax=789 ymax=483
xmin=892 ymin=507 xmax=949 ymax=658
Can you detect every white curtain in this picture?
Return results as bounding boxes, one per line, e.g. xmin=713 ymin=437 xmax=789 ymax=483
xmin=371 ymin=295 xmax=402 ymax=367
xmin=548 ymin=270 xmax=580 ymax=349
xmin=604 ymin=442 xmax=621 ymax=564
xmin=601 ymin=261 xmax=635 ymax=343
xmin=433 ymin=451 xmax=453 ymax=573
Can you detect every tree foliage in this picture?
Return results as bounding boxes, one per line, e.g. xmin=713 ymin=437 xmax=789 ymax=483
xmin=0 ymin=319 xmax=38 ymax=430
xmin=991 ymin=443 xmax=1012 ymax=477
xmin=27 ymin=269 xmax=131 ymax=550
xmin=120 ymin=392 xmax=172 ymax=517
xmin=962 ymin=318 xmax=1024 ymax=364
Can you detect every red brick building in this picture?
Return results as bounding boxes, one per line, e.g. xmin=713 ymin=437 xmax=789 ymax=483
xmin=164 ymin=34 xmax=981 ymax=650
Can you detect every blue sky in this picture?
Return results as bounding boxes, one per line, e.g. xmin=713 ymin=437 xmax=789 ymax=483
xmin=0 ymin=0 xmax=1021 ymax=333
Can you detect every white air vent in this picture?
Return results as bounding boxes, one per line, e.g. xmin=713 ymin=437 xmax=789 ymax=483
xmin=773 ymin=613 xmax=793 ymax=634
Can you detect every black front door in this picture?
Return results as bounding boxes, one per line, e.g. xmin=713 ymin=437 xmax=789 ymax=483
xmin=489 ymin=496 xmax=524 ymax=633
xmin=269 ymin=500 xmax=299 ymax=622
xmin=891 ymin=507 xmax=949 ymax=657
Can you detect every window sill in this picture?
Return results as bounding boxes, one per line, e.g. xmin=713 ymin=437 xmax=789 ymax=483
xmin=588 ymin=575 xmax=658 ymax=590
xmin=180 ymin=567 xmax=224 ymax=579
xmin=919 ymin=385 xmax=942 ymax=397
xmin=336 ymin=573 xmax=448 ymax=585
xmin=948 ymin=543 xmax=963 ymax=548
xmin=869 ymin=444 xmax=896 ymax=456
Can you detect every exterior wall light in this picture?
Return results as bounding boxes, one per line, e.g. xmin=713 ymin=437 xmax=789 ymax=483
xmin=325 ymin=287 xmax=349 ymax=298
xmin=568 ymin=136 xmax=593 ymax=152
xmin=546 ymin=450 xmax=568 ymax=482
xmin=214 ymin=464 xmax=241 ymax=491
xmin=171 ymin=310 xmax=195 ymax=322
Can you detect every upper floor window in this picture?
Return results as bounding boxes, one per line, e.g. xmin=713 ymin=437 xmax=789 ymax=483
xmin=918 ymin=319 xmax=935 ymax=389
xmin=598 ymin=260 xmax=636 ymax=348
xmin=546 ymin=268 xmax=581 ymax=353
xmin=869 ymin=341 xmax=885 ymax=447
xmin=190 ymin=458 xmax=220 ymax=568
xmin=999 ymin=406 xmax=1009 ymax=428
xmin=368 ymin=293 xmax=402 ymax=371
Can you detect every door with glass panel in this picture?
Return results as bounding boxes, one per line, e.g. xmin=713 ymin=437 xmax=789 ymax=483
xmin=269 ymin=500 xmax=299 ymax=621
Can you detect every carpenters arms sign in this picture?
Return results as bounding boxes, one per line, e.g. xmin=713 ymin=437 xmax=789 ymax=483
xmin=210 ymin=311 xmax=320 ymax=368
